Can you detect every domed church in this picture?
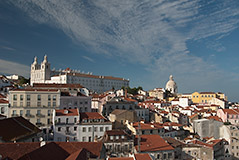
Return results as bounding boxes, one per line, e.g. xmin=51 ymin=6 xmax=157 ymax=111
xmin=165 ymin=75 xmax=178 ymax=94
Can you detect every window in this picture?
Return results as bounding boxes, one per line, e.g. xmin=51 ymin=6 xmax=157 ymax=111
xmin=1 ymin=107 xmax=4 ymax=114
xmin=48 ymin=110 xmax=51 ymax=116
xmin=26 ymin=110 xmax=30 ymax=115
xmin=53 ymin=102 xmax=56 ymax=107
xmin=74 ymin=118 xmax=77 ymax=123
xmin=13 ymin=95 xmax=17 ymax=100
xmin=58 ymin=127 xmax=61 ymax=131
xmin=27 ymin=95 xmax=30 ymax=100
xmin=74 ymin=127 xmax=77 ymax=131
xmin=27 ymin=102 xmax=30 ymax=107
xmin=116 ymin=136 xmax=119 ymax=139
xmin=20 ymin=95 xmax=23 ymax=101
xmin=20 ymin=102 xmax=23 ymax=107
xmin=100 ymin=127 xmax=104 ymax=132
xmin=66 ymin=118 xmax=69 ymax=124
xmin=66 ymin=127 xmax=69 ymax=132
xmin=88 ymin=137 xmax=91 ymax=142
xmin=48 ymin=102 xmax=51 ymax=107
xmin=110 ymin=136 xmax=114 ymax=140
xmin=82 ymin=137 xmax=86 ymax=142
xmin=37 ymin=95 xmax=41 ymax=101
xmin=37 ymin=110 xmax=41 ymax=115
xmin=48 ymin=118 xmax=50 ymax=124
xmin=12 ymin=110 xmax=16 ymax=115
xmin=83 ymin=127 xmax=86 ymax=132
xmin=105 ymin=127 xmax=109 ymax=131
xmin=85 ymin=101 xmax=88 ymax=104
xmin=53 ymin=95 xmax=56 ymax=101
xmin=94 ymin=127 xmax=97 ymax=132
xmin=48 ymin=95 xmax=51 ymax=100
xmin=37 ymin=102 xmax=41 ymax=107
xmin=37 ymin=119 xmax=41 ymax=123
xmin=88 ymin=127 xmax=91 ymax=132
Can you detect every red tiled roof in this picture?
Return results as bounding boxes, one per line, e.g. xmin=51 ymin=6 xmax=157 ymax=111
xmin=33 ymin=83 xmax=84 ymax=88
xmin=106 ymin=130 xmax=127 ymax=136
xmin=0 ymin=117 xmax=41 ymax=142
xmin=200 ymin=92 xmax=215 ymax=94
xmin=207 ymin=116 xmax=223 ymax=122
xmin=12 ymin=88 xmax=59 ymax=92
xmin=163 ymin=122 xmax=182 ymax=127
xmin=0 ymin=93 xmax=6 ymax=99
xmin=0 ymin=142 xmax=41 ymax=160
xmin=56 ymin=109 xmax=79 ymax=116
xmin=56 ymin=142 xmax=103 ymax=157
xmin=0 ymin=99 xmax=8 ymax=103
xmin=135 ymin=135 xmax=174 ymax=152
xmin=66 ymin=148 xmax=91 ymax=160
xmin=223 ymin=109 xmax=239 ymax=115
xmin=80 ymin=112 xmax=106 ymax=120
xmin=19 ymin=142 xmax=69 ymax=160
xmin=134 ymin=153 xmax=152 ymax=160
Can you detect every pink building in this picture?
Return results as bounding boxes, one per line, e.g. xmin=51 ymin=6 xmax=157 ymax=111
xmin=217 ymin=109 xmax=239 ymax=124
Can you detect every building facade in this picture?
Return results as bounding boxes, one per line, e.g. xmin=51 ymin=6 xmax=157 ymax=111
xmin=9 ymin=89 xmax=60 ymax=128
xmin=30 ymin=56 xmax=129 ymax=93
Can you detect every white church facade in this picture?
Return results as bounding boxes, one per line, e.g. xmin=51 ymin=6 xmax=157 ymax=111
xmin=30 ymin=55 xmax=129 ymax=93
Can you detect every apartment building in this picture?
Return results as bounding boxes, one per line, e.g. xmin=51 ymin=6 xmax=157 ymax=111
xmin=9 ymin=89 xmax=60 ymax=128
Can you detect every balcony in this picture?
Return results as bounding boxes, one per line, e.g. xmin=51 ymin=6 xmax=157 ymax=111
xmin=36 ymin=113 xmax=45 ymax=118
xmin=25 ymin=114 xmax=35 ymax=118
xmin=36 ymin=122 xmax=45 ymax=127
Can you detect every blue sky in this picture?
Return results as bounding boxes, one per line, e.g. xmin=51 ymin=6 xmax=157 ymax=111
xmin=0 ymin=0 xmax=239 ymax=101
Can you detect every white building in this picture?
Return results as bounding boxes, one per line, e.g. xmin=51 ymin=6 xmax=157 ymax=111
xmin=0 ymin=99 xmax=9 ymax=117
xmin=30 ymin=56 xmax=129 ymax=93
xmin=165 ymin=75 xmax=178 ymax=94
xmin=53 ymin=109 xmax=112 ymax=142
xmin=78 ymin=112 xmax=112 ymax=142
xmin=60 ymin=92 xmax=92 ymax=112
xmin=53 ymin=109 xmax=79 ymax=142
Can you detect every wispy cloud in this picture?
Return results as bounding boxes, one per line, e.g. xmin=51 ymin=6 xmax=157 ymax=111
xmin=0 ymin=45 xmax=16 ymax=51
xmin=8 ymin=0 xmax=239 ymax=92
xmin=0 ymin=59 xmax=29 ymax=77
xmin=82 ymin=56 xmax=94 ymax=63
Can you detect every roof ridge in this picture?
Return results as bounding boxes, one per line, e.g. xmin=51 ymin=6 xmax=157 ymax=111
xmin=12 ymin=117 xmax=34 ymax=132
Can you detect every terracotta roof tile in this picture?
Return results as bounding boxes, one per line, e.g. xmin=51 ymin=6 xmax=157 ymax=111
xmin=135 ymin=135 xmax=174 ymax=152
xmin=80 ymin=112 xmax=106 ymax=120
xmin=134 ymin=153 xmax=152 ymax=160
xmin=0 ymin=142 xmax=41 ymax=160
xmin=0 ymin=99 xmax=8 ymax=103
xmin=19 ymin=142 xmax=69 ymax=160
xmin=33 ymin=83 xmax=84 ymax=88
xmin=207 ymin=116 xmax=223 ymax=122
xmin=0 ymin=117 xmax=41 ymax=142
xmin=56 ymin=109 xmax=79 ymax=116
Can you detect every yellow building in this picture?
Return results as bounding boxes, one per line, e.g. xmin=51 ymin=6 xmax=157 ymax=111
xmin=9 ymin=89 xmax=60 ymax=128
xmin=191 ymin=92 xmax=216 ymax=104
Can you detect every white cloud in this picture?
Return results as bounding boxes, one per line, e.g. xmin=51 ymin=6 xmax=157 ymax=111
xmin=7 ymin=0 xmax=239 ymax=96
xmin=0 ymin=46 xmax=16 ymax=51
xmin=82 ymin=56 xmax=94 ymax=63
xmin=0 ymin=59 xmax=29 ymax=77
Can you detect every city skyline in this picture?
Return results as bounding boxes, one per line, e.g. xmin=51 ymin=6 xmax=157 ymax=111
xmin=1 ymin=0 xmax=239 ymax=101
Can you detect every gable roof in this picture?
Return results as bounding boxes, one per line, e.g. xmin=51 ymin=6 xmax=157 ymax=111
xmin=19 ymin=142 xmax=69 ymax=160
xmin=80 ymin=112 xmax=106 ymax=120
xmin=0 ymin=142 xmax=41 ymax=160
xmin=0 ymin=117 xmax=41 ymax=142
xmin=135 ymin=135 xmax=174 ymax=152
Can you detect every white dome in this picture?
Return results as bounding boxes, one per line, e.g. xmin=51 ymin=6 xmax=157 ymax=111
xmin=165 ymin=75 xmax=177 ymax=94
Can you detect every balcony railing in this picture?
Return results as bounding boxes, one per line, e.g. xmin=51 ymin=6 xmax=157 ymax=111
xmin=36 ymin=122 xmax=45 ymax=127
xmin=25 ymin=114 xmax=35 ymax=118
xmin=36 ymin=113 xmax=45 ymax=118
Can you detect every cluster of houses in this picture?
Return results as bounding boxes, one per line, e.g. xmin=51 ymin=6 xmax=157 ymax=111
xmin=1 ymin=56 xmax=239 ymax=160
